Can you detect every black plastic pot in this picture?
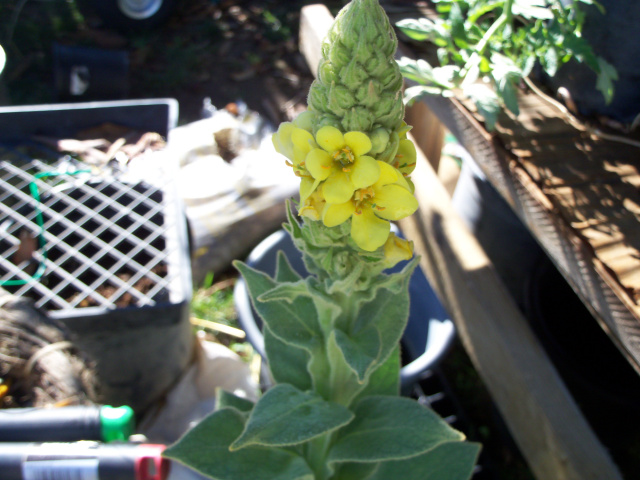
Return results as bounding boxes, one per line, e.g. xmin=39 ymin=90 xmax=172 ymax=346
xmin=234 ymin=228 xmax=456 ymax=391
xmin=452 ymin=156 xmax=545 ymax=309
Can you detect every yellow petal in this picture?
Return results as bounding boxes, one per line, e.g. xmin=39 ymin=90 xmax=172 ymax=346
xmin=299 ymin=189 xmax=326 ymax=221
xmin=291 ymin=128 xmax=316 ymax=154
xmin=398 ymin=122 xmax=412 ymax=139
xmin=395 ymin=139 xmax=417 ymax=175
xmin=273 ymin=122 xmax=295 ymax=158
xmin=375 ymin=161 xmax=399 ymax=187
xmin=351 ymin=208 xmax=390 ymax=251
xmin=299 ymin=177 xmax=320 ymax=203
xmin=316 ymin=126 xmax=345 ymax=153
xmin=373 ymin=184 xmax=419 ymax=221
xmin=405 ymin=177 xmax=415 ymax=193
xmin=323 ymin=171 xmax=355 ymax=204
xmin=382 ymin=233 xmax=414 ymax=269
xmin=393 ymin=168 xmax=413 ymax=192
xmin=350 ymin=155 xmax=380 ymax=189
xmin=322 ymin=200 xmax=355 ymax=227
xmin=299 ymin=205 xmax=321 ymax=221
xmin=306 ymin=149 xmax=334 ymax=180
xmin=293 ymin=146 xmax=308 ymax=167
xmin=344 ymin=131 xmax=372 ymax=156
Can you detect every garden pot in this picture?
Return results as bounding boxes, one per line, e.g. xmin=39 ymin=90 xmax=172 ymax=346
xmin=234 ymin=228 xmax=456 ymax=391
xmin=452 ymin=156 xmax=545 ymax=309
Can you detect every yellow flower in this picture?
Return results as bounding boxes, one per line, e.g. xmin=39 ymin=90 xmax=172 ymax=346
xmin=382 ymin=233 xmax=414 ymax=269
xmin=272 ymin=112 xmax=321 ymax=202
xmin=322 ymin=161 xmax=419 ymax=251
xmin=299 ymin=189 xmax=326 ymax=221
xmin=305 ymin=126 xmax=381 ymax=205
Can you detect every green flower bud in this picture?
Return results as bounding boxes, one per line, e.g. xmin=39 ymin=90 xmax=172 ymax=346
xmin=343 ymin=106 xmax=374 ymax=132
xmin=369 ymin=127 xmax=390 ymax=154
xmin=329 ymin=83 xmax=355 ymax=111
xmin=308 ymin=0 xmax=404 ymax=137
xmin=377 ymin=130 xmax=400 ymax=163
xmin=315 ymin=113 xmax=343 ymax=131
xmin=318 ymin=61 xmax=337 ymax=85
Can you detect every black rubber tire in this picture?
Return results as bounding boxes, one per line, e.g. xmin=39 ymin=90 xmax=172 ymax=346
xmin=78 ymin=0 xmax=176 ymax=31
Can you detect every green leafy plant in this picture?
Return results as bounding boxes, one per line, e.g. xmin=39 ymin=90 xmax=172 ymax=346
xmin=164 ymin=1 xmax=480 ymax=478
xmin=396 ymin=0 xmax=617 ymax=130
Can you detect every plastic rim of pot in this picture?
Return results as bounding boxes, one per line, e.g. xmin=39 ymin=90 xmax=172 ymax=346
xmin=234 ymin=228 xmax=456 ymax=391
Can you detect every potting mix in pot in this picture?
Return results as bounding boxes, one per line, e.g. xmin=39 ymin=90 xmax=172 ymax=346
xmin=164 ymin=1 xmax=480 ymax=478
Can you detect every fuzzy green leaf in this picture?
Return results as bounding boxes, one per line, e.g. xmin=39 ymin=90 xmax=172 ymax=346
xmin=264 ymin=326 xmax=313 ymax=391
xmin=231 ymin=384 xmax=354 ymax=450
xmin=328 ymin=396 xmax=464 ymax=464
xmin=275 ymin=249 xmax=303 ymax=283
xmin=333 ymin=327 xmax=380 ymax=383
xmin=464 ymin=83 xmax=501 ymax=131
xmin=215 ymin=389 xmax=255 ymax=413
xmin=353 ymin=344 xmax=400 ymax=402
xmin=596 ymin=57 xmax=618 ymax=104
xmin=367 ymin=441 xmax=481 ymax=480
xmin=403 ymin=85 xmax=447 ymax=105
xmin=333 ymin=462 xmax=379 ymax=480
xmin=513 ymin=0 xmax=554 ymax=20
xmin=396 ymin=18 xmax=437 ymax=42
xmin=348 ymin=262 xmax=415 ymax=377
xmin=234 ymin=262 xmax=321 ymax=350
xmin=163 ymin=408 xmax=314 ymax=480
xmin=541 ymin=46 xmax=559 ymax=77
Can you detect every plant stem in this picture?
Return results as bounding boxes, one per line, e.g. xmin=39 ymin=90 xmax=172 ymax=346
xmin=306 ymin=433 xmax=333 ymax=480
xmin=475 ymin=0 xmax=514 ymax=56
xmin=459 ymin=0 xmax=515 ymax=82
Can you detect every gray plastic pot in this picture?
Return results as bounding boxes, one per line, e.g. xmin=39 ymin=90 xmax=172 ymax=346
xmin=234 ymin=228 xmax=455 ymax=392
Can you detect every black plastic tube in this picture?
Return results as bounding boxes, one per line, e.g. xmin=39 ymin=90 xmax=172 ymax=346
xmin=0 ymin=442 xmax=168 ymax=480
xmin=0 ymin=405 xmax=134 ymax=443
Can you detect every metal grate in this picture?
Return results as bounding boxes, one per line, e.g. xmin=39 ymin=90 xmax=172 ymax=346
xmin=0 ymin=142 xmax=186 ymax=314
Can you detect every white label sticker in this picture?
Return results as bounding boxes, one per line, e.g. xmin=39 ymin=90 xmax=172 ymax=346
xmin=22 ymin=458 xmax=99 ymax=480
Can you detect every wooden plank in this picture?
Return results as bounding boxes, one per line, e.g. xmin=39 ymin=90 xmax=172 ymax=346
xmin=299 ymin=4 xmax=623 ymax=479
xmin=399 ymin=133 xmax=623 ymax=480
xmin=412 ymin=84 xmax=640 ymax=374
xmin=299 ymin=4 xmax=334 ymax=78
xmin=404 ymin=100 xmax=445 ymax=172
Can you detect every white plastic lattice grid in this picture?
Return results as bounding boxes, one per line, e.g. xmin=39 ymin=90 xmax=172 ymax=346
xmin=0 ymin=143 xmax=182 ymax=312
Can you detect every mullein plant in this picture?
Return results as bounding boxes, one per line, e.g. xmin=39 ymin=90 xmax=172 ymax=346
xmin=164 ymin=1 xmax=480 ymax=478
